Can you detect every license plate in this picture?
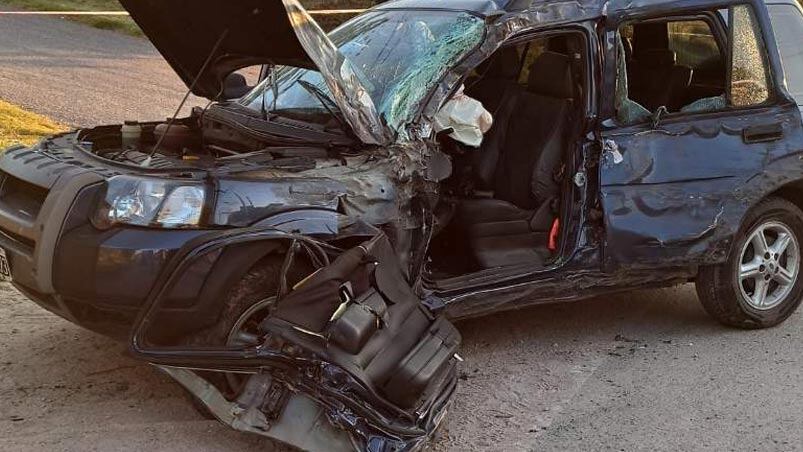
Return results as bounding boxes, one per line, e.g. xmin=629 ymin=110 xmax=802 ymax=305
xmin=0 ymin=248 xmax=12 ymax=282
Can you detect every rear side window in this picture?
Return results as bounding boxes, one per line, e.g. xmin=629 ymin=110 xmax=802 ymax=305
xmin=615 ymin=4 xmax=773 ymax=125
xmin=768 ymin=4 xmax=803 ymax=104
xmin=730 ymin=4 xmax=771 ymax=107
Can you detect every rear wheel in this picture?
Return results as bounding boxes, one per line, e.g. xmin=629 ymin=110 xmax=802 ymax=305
xmin=696 ymin=198 xmax=803 ymax=328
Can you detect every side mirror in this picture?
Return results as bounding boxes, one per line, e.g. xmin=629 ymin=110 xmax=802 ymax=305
xmin=221 ymin=73 xmax=251 ymax=100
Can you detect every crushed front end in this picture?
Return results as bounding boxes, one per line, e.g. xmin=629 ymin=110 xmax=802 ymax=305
xmin=131 ymin=231 xmax=461 ymax=451
xmin=0 ymin=97 xmax=432 ymax=332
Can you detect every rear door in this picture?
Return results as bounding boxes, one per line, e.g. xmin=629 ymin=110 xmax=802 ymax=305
xmin=599 ymin=1 xmax=803 ymax=269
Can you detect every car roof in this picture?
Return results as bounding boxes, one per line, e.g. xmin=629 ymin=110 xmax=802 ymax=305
xmin=375 ymin=0 xmax=566 ymax=15
xmin=765 ymin=0 xmax=801 ymax=6
xmin=376 ymin=0 xmax=799 ymax=17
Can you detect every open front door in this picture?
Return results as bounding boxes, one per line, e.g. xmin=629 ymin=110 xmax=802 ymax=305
xmin=129 ymin=230 xmax=460 ymax=452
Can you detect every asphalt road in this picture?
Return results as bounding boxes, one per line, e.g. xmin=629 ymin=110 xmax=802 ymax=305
xmin=0 ymin=4 xmax=203 ymax=126
xmin=0 ymin=9 xmax=801 ymax=452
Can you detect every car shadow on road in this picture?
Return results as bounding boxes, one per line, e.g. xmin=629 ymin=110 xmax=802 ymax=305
xmin=455 ymin=284 xmax=721 ymax=351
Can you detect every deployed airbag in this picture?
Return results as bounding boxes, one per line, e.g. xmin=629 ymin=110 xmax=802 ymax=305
xmin=433 ymin=85 xmax=493 ymax=147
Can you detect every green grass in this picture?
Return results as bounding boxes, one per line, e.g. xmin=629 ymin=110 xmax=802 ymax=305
xmin=2 ymin=0 xmax=141 ymax=36
xmin=0 ymin=100 xmax=67 ymax=148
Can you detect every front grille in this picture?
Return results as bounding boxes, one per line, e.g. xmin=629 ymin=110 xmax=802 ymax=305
xmin=0 ymin=170 xmax=49 ymax=221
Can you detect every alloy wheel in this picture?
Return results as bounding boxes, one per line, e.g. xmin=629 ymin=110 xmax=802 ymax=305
xmin=736 ymin=221 xmax=800 ymax=310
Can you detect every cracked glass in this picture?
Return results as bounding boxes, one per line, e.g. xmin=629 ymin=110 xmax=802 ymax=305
xmin=241 ymin=10 xmax=485 ymax=141
xmin=730 ymin=5 xmax=771 ymax=107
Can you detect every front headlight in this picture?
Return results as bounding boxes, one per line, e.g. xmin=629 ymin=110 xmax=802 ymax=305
xmin=93 ymin=176 xmax=207 ymax=229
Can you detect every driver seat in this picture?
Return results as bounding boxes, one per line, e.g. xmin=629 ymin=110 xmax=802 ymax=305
xmin=458 ymin=51 xmax=576 ymax=269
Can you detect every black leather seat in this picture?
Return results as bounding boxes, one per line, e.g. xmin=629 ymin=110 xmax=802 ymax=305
xmin=629 ymin=49 xmax=693 ymax=112
xmin=469 ymin=47 xmax=521 ymax=115
xmin=458 ymin=51 xmax=576 ymax=269
xmin=627 ymin=24 xmax=693 ymax=112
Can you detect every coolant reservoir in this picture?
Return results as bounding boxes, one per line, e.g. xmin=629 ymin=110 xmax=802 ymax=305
xmin=153 ymin=123 xmax=197 ymax=151
xmin=121 ymin=121 xmax=142 ymax=148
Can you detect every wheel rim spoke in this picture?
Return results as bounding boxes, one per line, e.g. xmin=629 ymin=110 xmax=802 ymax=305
xmin=774 ymin=266 xmax=795 ymax=287
xmin=770 ymin=232 xmax=792 ymax=256
xmin=233 ymin=331 xmax=261 ymax=346
xmin=751 ymin=227 xmax=770 ymax=256
xmin=752 ymin=278 xmax=769 ymax=307
xmin=740 ymin=258 xmax=763 ymax=280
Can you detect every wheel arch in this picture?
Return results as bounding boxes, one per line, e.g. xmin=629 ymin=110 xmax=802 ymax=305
xmin=766 ymin=182 xmax=803 ymax=215
xmin=149 ymin=209 xmax=343 ymax=342
xmin=156 ymin=238 xmax=291 ymax=341
xmin=181 ymin=209 xmax=343 ymax=329
xmin=720 ymin=180 xmax=803 ymax=264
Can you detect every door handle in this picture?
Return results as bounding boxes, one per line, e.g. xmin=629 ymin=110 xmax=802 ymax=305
xmin=743 ymin=122 xmax=784 ymax=144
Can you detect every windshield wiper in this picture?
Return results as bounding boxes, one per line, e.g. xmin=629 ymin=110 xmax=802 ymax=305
xmin=297 ymin=79 xmax=350 ymax=133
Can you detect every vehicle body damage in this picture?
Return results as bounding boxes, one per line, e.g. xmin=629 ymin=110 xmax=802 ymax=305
xmin=3 ymin=0 xmax=803 ymax=450
xmin=133 ymin=229 xmax=459 ymax=450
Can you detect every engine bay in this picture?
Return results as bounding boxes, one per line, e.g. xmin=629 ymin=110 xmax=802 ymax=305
xmin=75 ymin=103 xmax=361 ymax=173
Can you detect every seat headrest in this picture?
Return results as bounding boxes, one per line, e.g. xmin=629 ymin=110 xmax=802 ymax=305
xmin=527 ymin=51 xmax=574 ymax=99
xmin=637 ymin=49 xmax=677 ymax=68
xmin=484 ymin=47 xmax=521 ymax=80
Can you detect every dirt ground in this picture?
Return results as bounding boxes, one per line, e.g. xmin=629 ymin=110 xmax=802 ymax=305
xmin=1 ymin=281 xmax=800 ymax=451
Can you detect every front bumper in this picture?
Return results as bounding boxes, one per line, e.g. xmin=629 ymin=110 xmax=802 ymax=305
xmin=0 ymin=144 xmax=208 ymax=337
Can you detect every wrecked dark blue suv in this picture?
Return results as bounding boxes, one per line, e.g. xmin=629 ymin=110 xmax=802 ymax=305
xmin=2 ymin=0 xmax=803 ymax=450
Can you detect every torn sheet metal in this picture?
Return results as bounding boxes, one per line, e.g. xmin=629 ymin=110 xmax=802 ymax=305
xmin=433 ymin=85 xmax=494 ymax=147
xmin=221 ymin=149 xmax=433 ymax=229
xmin=282 ymin=0 xmax=391 ymax=146
xmin=159 ymin=367 xmax=354 ymax=452
xmin=132 ymin=233 xmax=460 ymax=452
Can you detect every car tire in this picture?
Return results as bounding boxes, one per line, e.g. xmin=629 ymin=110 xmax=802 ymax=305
xmin=187 ymin=256 xmax=284 ymax=348
xmin=696 ymin=197 xmax=803 ymax=329
xmin=181 ymin=254 xmax=311 ymax=417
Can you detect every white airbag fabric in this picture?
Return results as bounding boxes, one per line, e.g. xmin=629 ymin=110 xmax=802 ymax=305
xmin=433 ymin=85 xmax=493 ymax=148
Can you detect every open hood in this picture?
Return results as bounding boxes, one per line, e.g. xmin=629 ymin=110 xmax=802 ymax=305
xmin=120 ymin=0 xmax=391 ymax=145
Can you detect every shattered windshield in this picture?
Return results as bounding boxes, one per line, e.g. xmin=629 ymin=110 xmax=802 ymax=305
xmin=240 ymin=9 xmax=485 ymax=136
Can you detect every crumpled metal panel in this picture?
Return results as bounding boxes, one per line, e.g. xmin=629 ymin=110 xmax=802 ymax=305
xmin=159 ymin=367 xmax=354 ymax=452
xmin=282 ymin=0 xmax=392 ymax=146
xmin=600 ymin=106 xmax=803 ymax=268
xmin=218 ymin=151 xmax=429 ymax=229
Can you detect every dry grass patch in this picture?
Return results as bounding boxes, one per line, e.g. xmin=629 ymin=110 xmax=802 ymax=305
xmin=0 ymin=100 xmax=67 ymax=148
